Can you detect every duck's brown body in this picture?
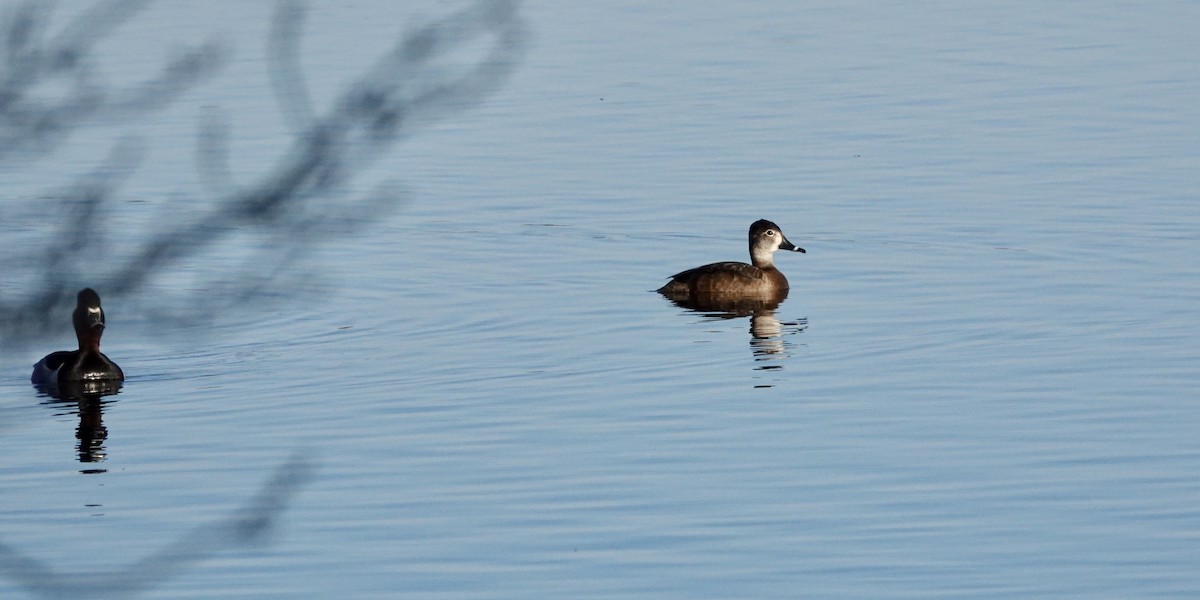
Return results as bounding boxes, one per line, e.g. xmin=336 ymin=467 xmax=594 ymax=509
xmin=657 ymin=260 xmax=790 ymax=297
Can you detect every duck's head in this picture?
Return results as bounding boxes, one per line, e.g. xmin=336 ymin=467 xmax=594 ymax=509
xmin=749 ymin=219 xmax=805 ymax=266
xmin=72 ymin=288 xmax=107 ymax=352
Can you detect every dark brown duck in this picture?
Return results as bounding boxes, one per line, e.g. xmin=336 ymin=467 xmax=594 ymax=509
xmin=31 ymin=288 xmax=125 ymax=385
xmin=658 ymin=219 xmax=805 ymax=298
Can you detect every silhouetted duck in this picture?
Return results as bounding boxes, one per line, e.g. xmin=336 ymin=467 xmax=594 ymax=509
xmin=31 ymin=288 xmax=125 ymax=384
xmin=658 ymin=219 xmax=805 ymax=299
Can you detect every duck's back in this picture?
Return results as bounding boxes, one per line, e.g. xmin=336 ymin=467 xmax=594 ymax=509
xmin=658 ymin=261 xmax=785 ymax=296
xmin=31 ymin=350 xmax=124 ymax=384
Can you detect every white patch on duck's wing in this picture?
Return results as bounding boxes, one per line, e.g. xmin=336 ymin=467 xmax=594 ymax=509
xmin=31 ymin=361 xmax=60 ymax=383
xmin=88 ymin=307 xmax=102 ymax=315
xmin=31 ymin=351 xmax=73 ymax=384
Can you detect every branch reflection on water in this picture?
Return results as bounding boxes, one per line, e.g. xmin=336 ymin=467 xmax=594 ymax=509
xmin=0 ymin=0 xmax=527 ymax=344
xmin=0 ymin=454 xmax=315 ymax=600
xmin=2 ymin=0 xmax=526 ymax=597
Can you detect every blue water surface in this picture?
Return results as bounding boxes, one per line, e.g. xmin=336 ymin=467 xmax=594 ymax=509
xmin=2 ymin=1 xmax=1198 ymax=598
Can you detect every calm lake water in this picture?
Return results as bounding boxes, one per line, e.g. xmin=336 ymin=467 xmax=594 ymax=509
xmin=2 ymin=1 xmax=1198 ymax=598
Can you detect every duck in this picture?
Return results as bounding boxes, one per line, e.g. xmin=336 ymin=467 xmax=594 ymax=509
xmin=658 ymin=219 xmax=805 ymax=299
xmin=31 ymin=288 xmax=125 ymax=385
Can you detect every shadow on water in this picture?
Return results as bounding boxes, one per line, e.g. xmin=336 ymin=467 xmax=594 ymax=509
xmin=12 ymin=378 xmax=315 ymax=599
xmin=659 ymin=291 xmax=809 ymax=377
xmin=0 ymin=454 xmax=315 ymax=600
xmin=35 ymin=381 xmax=123 ymax=470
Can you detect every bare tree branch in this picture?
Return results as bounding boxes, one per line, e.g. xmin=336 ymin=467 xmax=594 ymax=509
xmin=0 ymin=454 xmax=315 ymax=599
xmin=0 ymin=0 xmax=527 ymax=345
xmin=268 ymin=0 xmax=315 ymax=132
xmin=0 ymin=0 xmax=223 ymax=160
xmin=1 ymin=1 xmax=526 ymax=595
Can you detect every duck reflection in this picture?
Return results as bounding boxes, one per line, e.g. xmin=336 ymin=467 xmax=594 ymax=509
xmin=35 ymin=380 xmax=122 ymax=470
xmin=661 ymin=290 xmax=807 ymax=367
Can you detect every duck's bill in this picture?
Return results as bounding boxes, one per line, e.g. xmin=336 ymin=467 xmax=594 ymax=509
xmin=86 ymin=307 xmax=106 ymax=330
xmin=780 ymin=237 xmax=806 ymax=253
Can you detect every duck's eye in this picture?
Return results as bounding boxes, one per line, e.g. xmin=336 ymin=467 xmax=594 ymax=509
xmin=766 ymin=230 xmax=775 ymax=236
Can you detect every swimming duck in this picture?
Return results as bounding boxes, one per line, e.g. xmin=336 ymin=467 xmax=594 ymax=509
xmin=658 ymin=219 xmax=805 ymax=298
xmin=31 ymin=288 xmax=125 ymax=384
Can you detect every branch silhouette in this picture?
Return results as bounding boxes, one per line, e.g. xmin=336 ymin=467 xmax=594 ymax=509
xmin=0 ymin=0 xmax=223 ymax=161
xmin=0 ymin=454 xmax=315 ymax=599
xmin=0 ymin=0 xmax=526 ymax=343
xmin=1 ymin=0 xmax=525 ymax=596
